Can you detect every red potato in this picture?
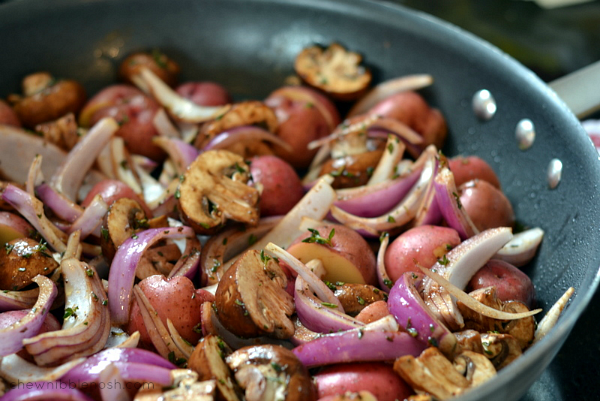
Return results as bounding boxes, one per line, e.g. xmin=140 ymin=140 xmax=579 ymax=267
xmin=79 ymin=85 xmax=164 ymax=161
xmin=176 ymin=82 xmax=232 ymax=106
xmin=354 ymin=300 xmax=390 ymax=324
xmin=449 ymin=155 xmax=501 ymax=189
xmin=468 ymin=259 xmax=536 ymax=309
xmin=250 ymin=155 xmax=304 ymax=216
xmin=127 ymin=275 xmax=204 ymax=346
xmin=384 ymin=225 xmax=461 ymax=283
xmin=314 ymin=362 xmax=413 ymax=401
xmin=265 ymin=86 xmax=341 ymax=169
xmin=367 ymin=91 xmax=447 ymax=149
xmin=0 ymin=310 xmax=61 ymax=361
xmin=0 ymin=211 xmax=34 ymax=244
xmin=459 ymin=179 xmax=514 ymax=232
xmin=81 ymin=179 xmax=152 ymax=217
xmin=287 ymin=223 xmax=377 ymax=285
xmin=0 ymin=100 xmax=21 ymax=127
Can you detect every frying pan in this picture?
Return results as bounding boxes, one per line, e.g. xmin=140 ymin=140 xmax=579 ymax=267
xmin=1 ymin=0 xmax=599 ymax=400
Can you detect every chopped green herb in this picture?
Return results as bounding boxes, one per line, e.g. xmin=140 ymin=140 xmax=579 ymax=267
xmin=222 ymin=238 xmax=228 ymax=246
xmin=387 ymin=143 xmax=394 ymax=154
xmin=131 ymin=233 xmax=139 ymax=240
xmin=324 ymin=281 xmax=337 ymax=291
xmin=64 ymin=306 xmax=79 ymax=319
xmin=379 ymin=232 xmax=389 ymax=243
xmin=85 ymin=269 xmax=94 ymax=277
xmin=248 ymin=233 xmax=257 ymax=246
xmin=152 ymin=49 xmax=168 ymax=69
xmin=5 ymin=243 xmax=14 ymax=255
xmin=174 ymin=188 xmax=181 ymax=199
xmin=321 ymin=302 xmax=338 ymax=308
xmin=438 ymin=254 xmax=449 ymax=266
xmin=271 ymin=362 xmax=282 ymax=372
xmin=357 ymin=329 xmax=364 ymax=339
xmin=101 ymin=227 xmax=109 ymax=241
xmin=335 ymin=281 xmax=345 ymax=286
xmin=428 ymin=337 xmax=439 ymax=347
xmin=193 ymin=323 xmax=203 ymax=334
xmin=357 ymin=296 xmax=365 ymax=305
xmin=366 ymin=166 xmax=374 ymax=177
xmin=387 ymin=215 xmax=396 ymax=223
xmin=452 ymin=192 xmax=462 ymax=209
xmin=302 ymin=228 xmax=335 ymax=246
xmin=383 ymin=279 xmax=393 ymax=287
xmin=407 ymin=328 xmax=418 ymax=337
xmin=102 ymin=300 xmax=108 ymax=306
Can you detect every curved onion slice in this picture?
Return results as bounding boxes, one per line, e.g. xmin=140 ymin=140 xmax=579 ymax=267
xmin=1 ymin=380 xmax=94 ymax=401
xmin=265 ymin=243 xmax=343 ymax=311
xmin=410 ymin=170 xmax=442 ymax=228
xmin=294 ymin=277 xmax=363 ymax=333
xmin=0 ymin=354 xmax=85 ymax=385
xmin=366 ymin=119 xmax=423 ymax=158
xmin=0 ymin=275 xmax=57 ymax=357
xmin=388 ymin=272 xmax=456 ymax=357
xmin=0 ymin=287 xmax=40 ymax=312
xmin=107 ymin=226 xmax=197 ymax=325
xmin=66 ymin=195 xmax=108 ymax=238
xmin=137 ymin=67 xmax=230 ymax=123
xmin=533 ymin=287 xmax=575 ymax=344
xmin=23 ymin=259 xmax=110 ymax=366
xmin=347 ymin=74 xmax=434 ymax=117
xmin=367 ymin=135 xmax=405 ymax=185
xmin=329 ymin=146 xmax=436 ymax=233
xmin=292 ymin=315 xmax=426 ymax=368
xmin=167 ymin=318 xmax=195 ymax=358
xmin=153 ymin=107 xmax=181 ymax=138
xmin=494 ymin=227 xmax=544 ymax=267
xmin=26 ymin=154 xmax=44 ymax=196
xmin=36 ymin=183 xmax=83 ymax=223
xmin=153 ymin=136 xmax=199 ymax=174
xmin=98 ymin=363 xmax=129 ymax=401
xmin=308 ymin=114 xmax=380 ymax=150
xmin=50 ymin=117 xmax=118 ymax=201
xmin=167 ymin=236 xmax=202 ymax=282
xmin=376 ymin=233 xmax=393 ymax=292
xmin=203 ymin=125 xmax=293 ymax=153
xmin=434 ymin=167 xmax=478 ymax=240
xmin=418 ymin=265 xmax=541 ymax=320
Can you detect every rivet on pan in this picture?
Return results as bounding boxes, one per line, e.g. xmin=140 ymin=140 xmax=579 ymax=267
xmin=516 ymin=119 xmax=535 ymax=150
xmin=472 ymin=90 xmax=497 ymax=121
xmin=547 ymin=158 xmax=563 ymax=189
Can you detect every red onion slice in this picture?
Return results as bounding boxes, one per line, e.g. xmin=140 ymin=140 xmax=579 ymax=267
xmin=167 ymin=318 xmax=195 ymax=358
xmin=50 ymin=118 xmax=118 ymax=201
xmin=153 ymin=136 xmax=199 ymax=174
xmin=388 ymin=272 xmax=456 ymax=356
xmin=35 ymin=184 xmax=84 ymax=223
xmin=366 ymin=118 xmax=424 ymax=158
xmin=167 ymin=236 xmax=202 ymax=283
xmin=202 ymin=125 xmax=293 ymax=153
xmin=366 ymin=136 xmax=406 ymax=185
xmin=107 ymin=226 xmax=196 ymax=325
xmin=98 ymin=363 xmax=129 ymax=401
xmin=0 ymin=275 xmax=57 ymax=357
xmin=0 ymin=354 xmax=85 ymax=385
xmin=376 ymin=233 xmax=393 ymax=292
xmin=0 ymin=287 xmax=39 ymax=312
xmin=153 ymin=107 xmax=182 ymax=138
xmin=66 ymin=195 xmax=108 ymax=239
xmin=137 ymin=67 xmax=230 ymax=123
xmin=292 ymin=315 xmax=426 ymax=368
xmin=25 ymin=154 xmax=44 ymax=196
xmin=1 ymin=381 xmax=94 ymax=401
xmin=494 ymin=227 xmax=544 ymax=267
xmin=434 ymin=167 xmax=478 ymax=240
xmin=347 ymin=75 xmax=434 ymax=117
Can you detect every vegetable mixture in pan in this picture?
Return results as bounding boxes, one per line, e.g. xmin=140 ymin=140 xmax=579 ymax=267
xmin=0 ymin=45 xmax=574 ymax=401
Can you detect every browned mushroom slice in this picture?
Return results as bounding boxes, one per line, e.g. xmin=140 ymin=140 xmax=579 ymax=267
xmin=178 ymin=150 xmax=259 ymax=234
xmin=136 ymin=244 xmax=182 ymax=280
xmin=0 ymin=238 xmax=58 ymax=290
xmin=454 ymin=330 xmax=485 ymax=355
xmin=333 ymin=283 xmax=387 ymax=316
xmin=100 ymin=197 xmax=149 ymax=262
xmin=194 ymin=101 xmax=278 ymax=149
xmin=501 ymin=301 xmax=535 ymax=350
xmin=188 ymin=334 xmax=242 ymax=401
xmin=214 ymin=250 xmax=294 ymax=339
xmin=319 ymin=150 xmax=384 ymax=189
xmin=34 ymin=113 xmax=80 ymax=151
xmin=453 ymin=350 xmax=496 ymax=388
xmin=226 ymin=344 xmax=317 ymax=401
xmin=481 ymin=333 xmax=523 ymax=370
xmin=294 ymin=43 xmax=372 ymax=101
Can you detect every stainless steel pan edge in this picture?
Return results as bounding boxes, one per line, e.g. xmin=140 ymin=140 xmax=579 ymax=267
xmin=1 ymin=1 xmax=599 ymax=400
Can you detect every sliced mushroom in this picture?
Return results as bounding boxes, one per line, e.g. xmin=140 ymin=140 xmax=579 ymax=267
xmin=188 ymin=334 xmax=242 ymax=401
xmin=480 ymin=333 xmax=522 ymax=370
xmin=294 ymin=43 xmax=372 ymax=101
xmin=178 ymin=150 xmax=259 ymax=234
xmin=454 ymin=330 xmax=484 ymax=355
xmin=120 ymin=50 xmax=181 ymax=88
xmin=226 ymin=344 xmax=317 ymax=401
xmin=501 ymin=301 xmax=536 ymax=350
xmin=214 ymin=250 xmax=294 ymax=339
xmin=136 ymin=243 xmax=182 ymax=280
xmin=333 ymin=283 xmax=387 ymax=316
xmin=194 ymin=101 xmax=278 ymax=149
xmin=453 ymin=350 xmax=496 ymax=388
xmin=34 ymin=113 xmax=80 ymax=151
xmin=10 ymin=72 xmax=86 ymax=128
xmin=0 ymin=238 xmax=58 ymax=291
xmin=319 ymin=149 xmax=384 ymax=189
xmin=100 ymin=197 xmax=149 ymax=261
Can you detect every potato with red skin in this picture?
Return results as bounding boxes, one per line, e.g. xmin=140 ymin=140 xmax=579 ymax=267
xmin=81 ymin=179 xmax=152 ymax=217
xmin=355 ymin=300 xmax=391 ymax=324
xmin=459 ymin=179 xmax=514 ymax=231
xmin=449 ymin=155 xmax=501 ymax=189
xmin=176 ymin=82 xmax=232 ymax=106
xmin=367 ymin=91 xmax=447 ymax=149
xmin=384 ymin=225 xmax=461 ymax=283
xmin=265 ymin=86 xmax=340 ymax=169
xmin=0 ymin=211 xmax=34 ymax=244
xmin=0 ymin=100 xmax=20 ymax=127
xmin=314 ymin=362 xmax=413 ymax=401
xmin=468 ymin=259 xmax=536 ymax=309
xmin=249 ymin=155 xmax=304 ymax=216
xmin=288 ymin=223 xmax=377 ymax=285
xmin=79 ymin=85 xmax=164 ymax=161
xmin=0 ymin=310 xmax=61 ymax=362
xmin=127 ymin=275 xmax=203 ymax=347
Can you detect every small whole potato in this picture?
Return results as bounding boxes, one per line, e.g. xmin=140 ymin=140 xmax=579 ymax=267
xmin=127 ymin=275 xmax=204 ymax=347
xmin=176 ymin=81 xmax=232 ymax=106
xmin=468 ymin=259 xmax=536 ymax=309
xmin=448 ymin=155 xmax=501 ymax=189
xmin=81 ymin=179 xmax=152 ymax=217
xmin=79 ymin=85 xmax=164 ymax=160
xmin=384 ymin=225 xmax=461 ymax=283
xmin=355 ymin=300 xmax=391 ymax=324
xmin=265 ymin=86 xmax=340 ymax=169
xmin=0 ymin=100 xmax=21 ymax=127
xmin=249 ymin=155 xmax=304 ymax=216
xmin=459 ymin=179 xmax=514 ymax=231
xmin=367 ymin=91 xmax=447 ymax=150
xmin=314 ymin=362 xmax=413 ymax=401
xmin=119 ymin=50 xmax=180 ymax=87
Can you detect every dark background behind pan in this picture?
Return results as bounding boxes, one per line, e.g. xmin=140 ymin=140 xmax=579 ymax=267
xmin=0 ymin=0 xmax=599 ymax=399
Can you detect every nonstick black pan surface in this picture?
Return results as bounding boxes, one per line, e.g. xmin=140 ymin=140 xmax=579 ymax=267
xmin=1 ymin=1 xmax=599 ymax=400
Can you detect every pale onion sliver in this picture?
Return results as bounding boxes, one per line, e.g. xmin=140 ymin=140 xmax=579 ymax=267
xmin=533 ymin=287 xmax=575 ymax=344
xmin=0 ymin=354 xmax=85 ymax=385
xmin=367 ymin=136 xmax=406 ymax=186
xmin=376 ymin=233 xmax=393 ymax=292
xmin=495 ymin=227 xmax=545 ymax=267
